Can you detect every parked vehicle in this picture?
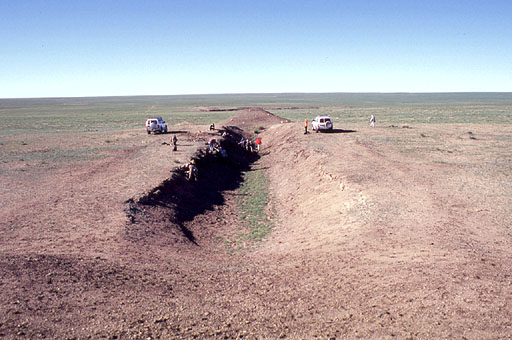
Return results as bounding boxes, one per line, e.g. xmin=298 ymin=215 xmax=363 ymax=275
xmin=145 ymin=117 xmax=167 ymax=134
xmin=311 ymin=115 xmax=333 ymax=132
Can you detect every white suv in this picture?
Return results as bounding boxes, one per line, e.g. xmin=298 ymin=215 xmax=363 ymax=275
xmin=312 ymin=115 xmax=333 ymax=132
xmin=146 ymin=117 xmax=167 ymax=134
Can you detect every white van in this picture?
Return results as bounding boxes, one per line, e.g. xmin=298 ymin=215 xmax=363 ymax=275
xmin=311 ymin=116 xmax=333 ymax=132
xmin=145 ymin=117 xmax=167 ymax=134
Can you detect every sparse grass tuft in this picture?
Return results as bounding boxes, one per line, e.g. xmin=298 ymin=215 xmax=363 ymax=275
xmin=227 ymin=163 xmax=273 ymax=251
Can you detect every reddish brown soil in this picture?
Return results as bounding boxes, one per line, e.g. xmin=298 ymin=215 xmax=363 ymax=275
xmin=220 ymin=107 xmax=290 ymax=134
xmin=1 ymin=109 xmax=511 ymax=339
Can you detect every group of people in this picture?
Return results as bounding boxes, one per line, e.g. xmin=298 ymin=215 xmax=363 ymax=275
xmin=185 ymin=137 xmax=220 ymax=182
xmin=179 ymin=124 xmax=264 ymax=182
xmin=208 ymin=137 xmax=228 ymax=158
xmin=238 ymin=136 xmax=262 ymax=152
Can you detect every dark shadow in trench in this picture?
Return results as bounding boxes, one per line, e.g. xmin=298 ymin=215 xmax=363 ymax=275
xmin=127 ymin=127 xmax=260 ymax=244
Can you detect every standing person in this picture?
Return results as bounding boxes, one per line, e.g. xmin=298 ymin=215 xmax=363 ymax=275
xmin=255 ymin=137 xmax=262 ymax=152
xmin=370 ymin=115 xmax=376 ymax=127
xmin=172 ymin=135 xmax=178 ymax=151
xmin=304 ymin=119 xmax=308 ymax=134
xmin=209 ymin=123 xmax=215 ymax=131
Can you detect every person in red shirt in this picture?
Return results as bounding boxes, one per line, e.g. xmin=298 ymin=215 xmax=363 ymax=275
xmin=304 ymin=119 xmax=308 ymax=134
xmin=255 ymin=137 xmax=262 ymax=152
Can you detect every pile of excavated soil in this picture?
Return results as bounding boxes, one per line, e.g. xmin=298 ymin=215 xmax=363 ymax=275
xmin=254 ymin=122 xmax=512 ymax=339
xmin=219 ymin=107 xmax=290 ymax=134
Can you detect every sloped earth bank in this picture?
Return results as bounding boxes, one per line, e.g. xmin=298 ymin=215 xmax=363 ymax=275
xmin=1 ymin=108 xmax=512 ymax=339
xmin=256 ymin=123 xmax=512 ymax=339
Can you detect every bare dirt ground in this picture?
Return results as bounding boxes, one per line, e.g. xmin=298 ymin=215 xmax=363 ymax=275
xmin=1 ymin=108 xmax=511 ymax=339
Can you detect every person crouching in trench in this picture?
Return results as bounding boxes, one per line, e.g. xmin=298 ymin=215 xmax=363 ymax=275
xmin=187 ymin=161 xmax=198 ymax=181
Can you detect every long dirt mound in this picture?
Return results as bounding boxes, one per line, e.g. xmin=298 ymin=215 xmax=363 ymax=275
xmin=220 ymin=107 xmax=290 ymax=134
xmin=254 ymin=121 xmax=512 ymax=339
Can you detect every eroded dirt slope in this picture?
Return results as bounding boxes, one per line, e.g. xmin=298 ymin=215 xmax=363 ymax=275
xmin=1 ymin=110 xmax=512 ymax=339
xmin=256 ymin=122 xmax=512 ymax=339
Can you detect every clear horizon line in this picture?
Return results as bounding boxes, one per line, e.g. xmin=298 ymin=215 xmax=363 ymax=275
xmin=2 ymin=91 xmax=512 ymax=100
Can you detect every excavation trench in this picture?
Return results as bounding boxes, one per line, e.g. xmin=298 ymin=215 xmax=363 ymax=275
xmin=125 ymin=126 xmax=260 ymax=246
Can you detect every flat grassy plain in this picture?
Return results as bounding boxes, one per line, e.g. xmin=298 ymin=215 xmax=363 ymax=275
xmin=2 ymin=92 xmax=511 ymax=133
xmin=1 ymin=92 xmax=510 ymax=173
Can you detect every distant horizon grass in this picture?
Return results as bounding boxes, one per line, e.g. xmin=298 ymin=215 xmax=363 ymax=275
xmin=1 ymin=93 xmax=511 ymax=136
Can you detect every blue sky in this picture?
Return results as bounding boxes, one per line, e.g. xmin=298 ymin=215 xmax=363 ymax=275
xmin=1 ymin=0 xmax=511 ymax=98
